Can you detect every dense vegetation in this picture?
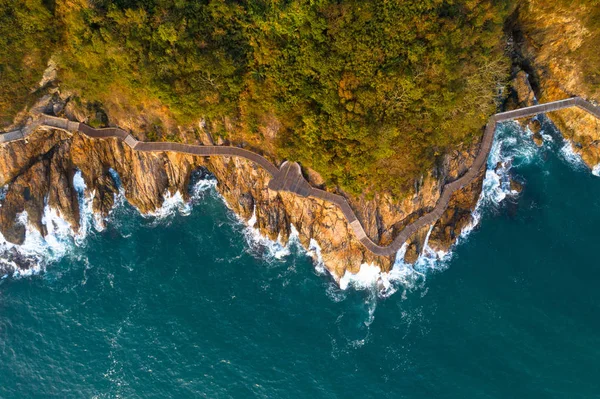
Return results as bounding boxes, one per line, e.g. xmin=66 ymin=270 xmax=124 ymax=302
xmin=556 ymin=0 xmax=600 ymax=91
xmin=1 ymin=0 xmax=514 ymax=195
xmin=0 ymin=0 xmax=57 ymax=125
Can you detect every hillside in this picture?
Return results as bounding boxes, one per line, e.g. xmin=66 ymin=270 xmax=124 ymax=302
xmin=1 ymin=0 xmax=513 ymax=195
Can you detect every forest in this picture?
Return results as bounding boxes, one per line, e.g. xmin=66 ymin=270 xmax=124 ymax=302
xmin=2 ymin=0 xmax=518 ymax=195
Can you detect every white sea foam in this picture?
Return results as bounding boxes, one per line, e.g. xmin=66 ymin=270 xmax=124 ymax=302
xmin=338 ymin=224 xmax=452 ymax=298
xmin=560 ymin=140 xmax=586 ymax=169
xmin=236 ymin=204 xmax=338 ymax=277
xmin=144 ymin=177 xmax=218 ymax=221
xmin=147 ymin=191 xmax=191 ymax=219
xmin=242 ymin=206 xmax=292 ymax=261
xmin=339 ymin=263 xmax=385 ymax=291
xmin=73 ymin=170 xmax=96 ymax=240
xmin=456 ymin=116 xmax=600 ymax=250
xmin=335 ymin=120 xmax=546 ymax=297
xmin=0 ymin=171 xmax=99 ymax=278
xmin=0 ymin=209 xmax=70 ymax=278
xmin=190 ymin=177 xmax=218 ymax=199
xmin=307 ymin=238 xmax=326 ymax=275
xmin=466 ymin=121 xmax=535 ymax=230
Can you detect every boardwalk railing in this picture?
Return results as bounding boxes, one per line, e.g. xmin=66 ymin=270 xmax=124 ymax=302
xmin=2 ymin=97 xmax=600 ymax=256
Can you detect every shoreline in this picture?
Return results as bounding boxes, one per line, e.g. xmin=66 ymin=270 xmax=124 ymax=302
xmin=0 ymin=116 xmax=590 ymax=290
xmin=2 ymin=97 xmax=599 ymax=257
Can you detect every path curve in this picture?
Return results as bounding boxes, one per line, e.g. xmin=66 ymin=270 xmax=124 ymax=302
xmin=2 ymin=97 xmax=600 ymax=256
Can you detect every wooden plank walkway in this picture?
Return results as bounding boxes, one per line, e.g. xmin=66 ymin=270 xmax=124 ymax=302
xmin=2 ymin=97 xmax=600 ymax=256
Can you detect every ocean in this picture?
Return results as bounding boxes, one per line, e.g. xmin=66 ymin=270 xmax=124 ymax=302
xmin=1 ymin=118 xmax=600 ymax=398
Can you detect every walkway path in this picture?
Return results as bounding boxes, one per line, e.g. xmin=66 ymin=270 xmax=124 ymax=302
xmin=2 ymin=97 xmax=600 ymax=256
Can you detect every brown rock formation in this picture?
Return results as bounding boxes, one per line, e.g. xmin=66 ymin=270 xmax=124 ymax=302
xmin=509 ymin=2 xmax=600 ymax=167
xmin=428 ymin=169 xmax=485 ymax=253
xmin=0 ymin=119 xmax=484 ymax=280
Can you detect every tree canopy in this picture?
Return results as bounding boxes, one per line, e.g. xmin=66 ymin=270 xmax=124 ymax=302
xmin=1 ymin=0 xmax=514 ymax=195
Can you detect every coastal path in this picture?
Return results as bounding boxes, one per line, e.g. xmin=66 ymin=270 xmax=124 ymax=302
xmin=2 ymin=97 xmax=600 ymax=256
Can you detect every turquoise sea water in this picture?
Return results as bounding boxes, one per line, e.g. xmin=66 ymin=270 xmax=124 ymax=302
xmin=2 ymin=119 xmax=600 ymax=398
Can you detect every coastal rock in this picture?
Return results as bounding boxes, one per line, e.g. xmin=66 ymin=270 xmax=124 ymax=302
xmin=510 ymin=1 xmax=600 ymax=167
xmin=403 ymin=243 xmax=420 ymax=264
xmin=428 ymin=169 xmax=485 ymax=253
xmin=510 ymin=179 xmax=523 ymax=193
xmin=528 ymin=120 xmax=544 ymax=146
xmin=0 ymin=92 xmax=485 ymax=281
xmin=0 ymin=130 xmax=80 ymax=244
xmin=514 ymin=71 xmax=537 ymax=108
xmin=528 ymin=119 xmax=542 ymax=135
xmin=0 ymin=126 xmax=484 ymax=280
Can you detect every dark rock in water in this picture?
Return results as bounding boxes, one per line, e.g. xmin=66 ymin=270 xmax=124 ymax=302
xmin=495 ymin=160 xmax=512 ymax=174
xmin=0 ymin=247 xmax=39 ymax=276
xmin=527 ymin=120 xmax=544 ymax=146
xmin=528 ymin=119 xmax=542 ymax=134
xmin=532 ymin=132 xmax=544 ymax=147
xmin=404 ymin=243 xmax=420 ymax=264
xmin=510 ymin=179 xmax=523 ymax=193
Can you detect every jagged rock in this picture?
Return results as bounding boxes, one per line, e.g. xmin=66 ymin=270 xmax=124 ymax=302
xmin=510 ymin=1 xmax=600 ymax=168
xmin=514 ymin=71 xmax=537 ymax=108
xmin=428 ymin=169 xmax=485 ymax=253
xmin=93 ymin=171 xmax=119 ymax=225
xmin=0 ymin=118 xmax=484 ymax=281
xmin=526 ymin=119 xmax=544 ymax=146
xmin=528 ymin=119 xmax=542 ymax=134
xmin=404 ymin=243 xmax=420 ymax=264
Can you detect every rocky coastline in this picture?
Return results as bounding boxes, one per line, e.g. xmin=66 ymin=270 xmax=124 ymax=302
xmin=0 ymin=89 xmax=485 ymax=282
xmin=2 ymin=3 xmax=599 ymax=283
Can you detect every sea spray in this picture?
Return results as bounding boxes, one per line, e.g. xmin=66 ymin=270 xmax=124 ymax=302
xmin=336 ymin=120 xmax=543 ymax=297
xmin=0 ymin=210 xmax=66 ymax=278
xmin=559 ymin=139 xmax=588 ymax=170
xmin=0 ymin=171 xmax=100 ymax=278
xmin=73 ymin=169 xmax=96 ymax=240
xmin=307 ymin=238 xmax=326 ymax=275
xmin=241 ymin=206 xmax=291 ymax=261
xmin=146 ymin=190 xmax=192 ymax=220
xmin=3 ymin=118 xmax=592 ymax=292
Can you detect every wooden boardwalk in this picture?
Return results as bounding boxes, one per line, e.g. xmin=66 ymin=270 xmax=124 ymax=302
xmin=2 ymin=97 xmax=600 ymax=256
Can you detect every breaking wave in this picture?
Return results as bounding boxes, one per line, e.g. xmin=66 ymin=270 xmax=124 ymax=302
xmin=336 ymin=118 xmax=550 ymax=298
xmin=242 ymin=207 xmax=292 ymax=261
xmin=0 ymin=169 xmax=218 ymax=280
xmin=2 ymin=115 xmax=595 ymax=296
xmin=0 ymin=170 xmax=94 ymax=279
